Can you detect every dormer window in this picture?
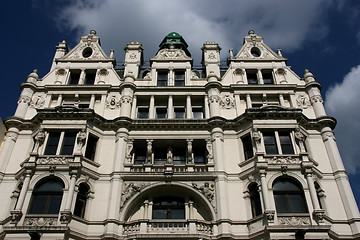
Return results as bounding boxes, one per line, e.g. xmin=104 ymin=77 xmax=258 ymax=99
xmin=157 ymin=71 xmax=168 ymax=86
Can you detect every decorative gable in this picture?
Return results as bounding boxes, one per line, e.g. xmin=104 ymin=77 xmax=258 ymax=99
xmin=151 ymin=47 xmax=192 ymax=62
xmin=232 ymin=30 xmax=286 ymax=61
xmin=57 ymin=30 xmax=114 ymax=62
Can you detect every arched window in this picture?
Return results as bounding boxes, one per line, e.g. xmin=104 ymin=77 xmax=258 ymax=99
xmin=273 ymin=178 xmax=308 ymax=213
xmin=249 ymin=183 xmax=262 ymax=217
xmin=28 ymin=178 xmax=64 ymax=214
xmin=74 ymin=183 xmax=90 ymax=218
xmin=152 ymin=197 xmax=185 ymax=219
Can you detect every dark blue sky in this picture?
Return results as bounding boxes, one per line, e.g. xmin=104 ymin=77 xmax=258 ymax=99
xmin=1 ymin=1 xmax=360 ymax=206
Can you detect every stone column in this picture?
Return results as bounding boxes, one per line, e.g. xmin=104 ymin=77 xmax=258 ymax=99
xmin=303 ymin=167 xmax=324 ymax=222
xmin=234 ymin=94 xmax=241 ymax=115
xmin=14 ymin=70 xmax=38 ymax=118
xmin=279 ymin=94 xmax=285 ymax=107
xmin=258 ymin=167 xmax=274 ymax=223
xmin=78 ymin=69 xmax=86 ymax=85
xmin=0 ymin=128 xmax=20 ymax=173
xmin=56 ymin=94 xmax=63 ymax=107
xmin=89 ymin=94 xmax=95 ymax=109
xmin=257 ymin=69 xmax=264 ymax=84
xmin=168 ymin=95 xmax=174 ymax=119
xmin=149 ymin=95 xmax=155 ymax=119
xmin=304 ymin=69 xmax=326 ymax=118
xmin=186 ymin=139 xmax=194 ymax=164
xmin=246 ymin=94 xmax=252 ymax=109
xmin=186 ymin=95 xmax=192 ymax=119
xmin=204 ymin=95 xmax=210 ymax=118
xmin=60 ymin=168 xmax=79 ymax=224
xmin=130 ymin=95 xmax=137 ymax=118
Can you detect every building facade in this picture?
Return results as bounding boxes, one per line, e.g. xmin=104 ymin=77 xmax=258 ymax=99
xmin=0 ymin=30 xmax=359 ymax=239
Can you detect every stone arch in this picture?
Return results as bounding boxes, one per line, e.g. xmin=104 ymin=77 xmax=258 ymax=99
xmin=119 ymin=182 xmax=216 ymax=221
xmin=268 ymin=171 xmax=306 ymax=190
xmin=29 ymin=172 xmax=69 ymax=191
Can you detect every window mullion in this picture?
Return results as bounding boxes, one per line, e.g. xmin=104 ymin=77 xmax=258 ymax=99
xmin=56 ymin=132 xmax=65 ymax=155
xmin=290 ymin=131 xmax=297 ymax=154
xmin=274 ymin=131 xmax=282 ymax=154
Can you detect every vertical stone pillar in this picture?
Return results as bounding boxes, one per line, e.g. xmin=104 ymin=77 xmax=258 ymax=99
xmin=304 ymin=69 xmax=326 ymax=118
xmin=149 ymin=95 xmax=155 ymax=119
xmin=201 ymin=41 xmax=221 ymax=77
xmin=257 ymin=69 xmax=264 ymax=84
xmin=56 ymin=94 xmax=63 ymax=107
xmin=89 ymin=94 xmax=95 ymax=109
xmin=120 ymin=74 xmax=136 ymax=118
xmin=303 ymin=167 xmax=324 ymax=222
xmin=78 ymin=69 xmax=86 ymax=85
xmin=130 ymin=95 xmax=137 ymax=118
xmin=206 ymin=77 xmax=222 ymax=118
xmin=204 ymin=95 xmax=210 ymax=118
xmin=186 ymin=139 xmax=194 ymax=164
xmin=234 ymin=94 xmax=241 ymax=115
xmin=0 ymin=128 xmax=20 ymax=173
xmin=246 ymin=94 xmax=252 ymax=109
xmin=186 ymin=95 xmax=192 ymax=119
xmin=168 ymin=95 xmax=174 ymax=119
xmin=279 ymin=94 xmax=285 ymax=107
xmin=124 ymin=42 xmax=144 ymax=79
xmin=257 ymin=165 xmax=274 ymax=223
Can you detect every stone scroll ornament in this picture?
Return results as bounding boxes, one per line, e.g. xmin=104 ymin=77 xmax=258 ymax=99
xmin=296 ymin=94 xmax=311 ymax=109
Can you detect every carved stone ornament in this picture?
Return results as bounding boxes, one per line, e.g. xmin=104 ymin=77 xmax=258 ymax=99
xmin=125 ymin=139 xmax=134 ymax=163
xmin=55 ymin=68 xmax=67 ymax=76
xmin=208 ymin=53 xmax=216 ymax=59
xmin=120 ymin=182 xmax=149 ymax=210
xmin=121 ymin=95 xmax=133 ymax=104
xmin=322 ymin=131 xmax=336 ymax=142
xmin=220 ymin=95 xmax=235 ymax=109
xmin=60 ymin=210 xmax=72 ymax=224
xmin=37 ymin=156 xmax=69 ymax=165
xmin=233 ymin=68 xmax=244 ymax=76
xmin=106 ymin=95 xmax=120 ymax=109
xmin=296 ymin=94 xmax=311 ymax=109
xmin=129 ymin=53 xmax=137 ymax=59
xmin=152 ymin=48 xmax=192 ymax=60
xmin=143 ymin=71 xmax=151 ymax=80
xmin=18 ymin=96 xmax=31 ymax=105
xmin=30 ymin=93 xmax=45 ymax=109
xmin=268 ymin=156 xmax=300 ymax=164
xmin=238 ymin=43 xmax=277 ymax=60
xmin=190 ymin=71 xmax=199 ymax=79
xmin=68 ymin=43 xmax=103 ymax=60
xmin=6 ymin=132 xmax=18 ymax=142
xmin=310 ymin=95 xmax=324 ymax=104
xmin=208 ymin=95 xmax=221 ymax=104
xmin=10 ymin=210 xmax=22 ymax=223
xmin=278 ymin=216 xmax=311 ymax=226
xmin=77 ymin=129 xmax=87 ymax=151
xmin=192 ymin=182 xmax=215 ymax=208
xmin=23 ymin=217 xmax=57 ymax=227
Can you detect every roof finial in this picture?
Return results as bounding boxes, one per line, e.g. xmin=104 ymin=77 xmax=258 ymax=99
xmin=90 ymin=30 xmax=96 ymax=35
xmin=248 ymin=30 xmax=255 ymax=35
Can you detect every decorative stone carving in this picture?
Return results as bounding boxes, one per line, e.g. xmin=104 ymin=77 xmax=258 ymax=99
xmin=190 ymin=71 xmax=199 ymax=79
xmin=167 ymin=146 xmax=173 ymax=164
xmin=193 ymin=182 xmax=215 ymax=206
xmin=121 ymin=95 xmax=133 ymax=104
xmin=60 ymin=210 xmax=72 ymax=224
xmin=268 ymin=156 xmax=300 ymax=164
xmin=120 ymin=182 xmax=148 ymax=210
xmin=18 ymin=96 xmax=31 ymax=105
xmin=278 ymin=216 xmax=311 ymax=226
xmin=146 ymin=140 xmax=153 ymax=164
xmin=6 ymin=132 xmax=18 ymax=142
xmin=208 ymin=95 xmax=221 ymax=104
xmin=322 ymin=131 xmax=336 ymax=142
xmin=186 ymin=140 xmax=194 ymax=164
xmin=32 ymin=129 xmax=45 ymax=153
xmin=37 ymin=156 xmax=69 ymax=165
xmin=143 ymin=72 xmax=151 ymax=80
xmin=23 ymin=217 xmax=57 ymax=227
xmin=125 ymin=139 xmax=134 ymax=163
xmin=76 ymin=129 xmax=87 ymax=152
xmin=10 ymin=210 xmax=22 ymax=223
xmin=238 ymin=43 xmax=277 ymax=60
xmin=152 ymin=49 xmax=191 ymax=60
xmin=129 ymin=53 xmax=136 ymax=59
xmin=206 ymin=138 xmax=214 ymax=163
xmin=220 ymin=95 xmax=235 ymax=109
xmin=208 ymin=53 xmax=216 ymax=59
xmin=30 ymin=93 xmax=45 ymax=109
xmin=310 ymin=95 xmax=324 ymax=104
xmin=296 ymin=94 xmax=311 ymax=109
xmin=106 ymin=95 xmax=120 ymax=109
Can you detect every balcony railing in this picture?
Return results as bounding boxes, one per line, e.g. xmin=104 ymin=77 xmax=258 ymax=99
xmin=128 ymin=163 xmax=213 ymax=173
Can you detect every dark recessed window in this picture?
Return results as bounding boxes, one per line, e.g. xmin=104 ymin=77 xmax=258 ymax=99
xmin=262 ymin=70 xmax=274 ymax=84
xmin=44 ymin=132 xmax=61 ymax=155
xmin=242 ymin=134 xmax=254 ymax=160
xmin=60 ymin=132 xmax=77 ymax=155
xmin=192 ymin=107 xmax=204 ymax=119
xmin=173 ymin=147 xmax=186 ymax=165
xmin=74 ymin=183 xmax=90 ymax=218
xmin=69 ymin=71 xmax=80 ymax=85
xmin=85 ymin=134 xmax=98 ymax=161
xmin=251 ymin=47 xmax=261 ymax=57
xmin=174 ymin=71 xmax=185 ymax=86
xmin=154 ymin=147 xmax=167 ymax=165
xmin=152 ymin=197 xmax=185 ymax=219
xmin=44 ymin=131 xmax=76 ymax=155
xmin=263 ymin=132 xmax=278 ymax=154
xmin=193 ymin=140 xmax=206 ymax=164
xmin=279 ymin=132 xmax=294 ymax=154
xmin=174 ymin=108 xmax=185 ymax=118
xmin=137 ymin=107 xmax=149 ymax=119
xmin=249 ymin=184 xmax=262 ymax=217
xmin=273 ymin=178 xmax=308 ymax=213
xmin=84 ymin=70 xmax=96 ymax=85
xmin=134 ymin=146 xmax=147 ymax=165
xmin=156 ymin=108 xmax=167 ymax=119
xmin=157 ymin=71 xmax=168 ymax=86
xmin=28 ymin=178 xmax=64 ymax=214
xmin=82 ymin=47 xmax=93 ymax=58
xmin=246 ymin=71 xmax=258 ymax=84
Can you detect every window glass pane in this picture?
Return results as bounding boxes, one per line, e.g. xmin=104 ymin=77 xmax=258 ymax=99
xmin=249 ymin=184 xmax=262 ymax=217
xmin=153 ymin=209 xmax=167 ymax=219
xmin=171 ymin=209 xmax=185 ymax=219
xmin=263 ymin=132 xmax=278 ymax=154
xmin=29 ymin=195 xmax=47 ymax=214
xmin=192 ymin=107 xmax=203 ymax=119
xmin=37 ymin=180 xmax=64 ymax=191
xmin=138 ymin=107 xmax=149 ymax=119
xmin=173 ymin=147 xmax=186 ymax=164
xmin=157 ymin=71 xmax=168 ymax=86
xmin=279 ymin=132 xmax=294 ymax=154
xmin=156 ymin=108 xmax=167 ymax=119
xmin=262 ymin=71 xmax=274 ymax=84
xmin=44 ymin=132 xmax=61 ymax=155
xmin=69 ymin=72 xmax=80 ymax=85
xmin=47 ymin=195 xmax=62 ymax=214
xmin=242 ymin=135 xmax=253 ymax=159
xmin=174 ymin=71 xmax=185 ymax=86
xmin=247 ymin=72 xmax=258 ymax=84
xmin=289 ymin=194 xmax=308 ymax=213
xmin=273 ymin=179 xmax=300 ymax=191
xmin=85 ymin=134 xmax=98 ymax=160
xmin=134 ymin=146 xmax=146 ymax=165
xmin=274 ymin=194 xmax=289 ymax=213
xmin=85 ymin=71 xmax=96 ymax=85
xmin=60 ymin=132 xmax=76 ymax=155
xmin=154 ymin=147 xmax=167 ymax=164
xmin=174 ymin=108 xmax=185 ymax=118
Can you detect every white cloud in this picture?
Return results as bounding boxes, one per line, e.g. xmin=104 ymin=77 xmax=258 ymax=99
xmin=53 ymin=0 xmax=334 ymax=64
xmin=325 ymin=65 xmax=360 ymax=174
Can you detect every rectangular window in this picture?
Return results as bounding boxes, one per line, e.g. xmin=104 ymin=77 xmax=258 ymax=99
xmin=279 ymin=132 xmax=294 ymax=154
xmin=173 ymin=147 xmax=186 ymax=165
xmin=156 ymin=107 xmax=167 ymax=119
xmin=174 ymin=71 xmax=185 ymax=86
xmin=85 ymin=134 xmax=98 ymax=160
xmin=246 ymin=71 xmax=258 ymax=84
xmin=137 ymin=107 xmax=149 ymax=119
xmin=69 ymin=71 xmax=80 ymax=85
xmin=44 ymin=131 xmax=76 ymax=155
xmin=154 ymin=147 xmax=167 ymax=164
xmin=84 ymin=70 xmax=96 ymax=85
xmin=134 ymin=147 xmax=147 ymax=165
xmin=157 ymin=71 xmax=168 ymax=86
xmin=174 ymin=107 xmax=185 ymax=119
xmin=192 ymin=107 xmax=204 ymax=119
xmin=263 ymin=132 xmax=278 ymax=154
xmin=193 ymin=141 xmax=206 ymax=164
xmin=262 ymin=70 xmax=274 ymax=84
xmin=242 ymin=134 xmax=254 ymax=160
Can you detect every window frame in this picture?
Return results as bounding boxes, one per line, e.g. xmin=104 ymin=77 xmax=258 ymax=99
xmin=73 ymin=183 xmax=90 ymax=218
xmin=157 ymin=70 xmax=169 ymax=86
xmin=152 ymin=196 xmax=185 ymax=220
xmin=84 ymin=133 xmax=99 ymax=161
xmin=43 ymin=131 xmax=77 ymax=155
xmin=68 ymin=70 xmax=81 ymax=85
xmin=263 ymin=130 xmax=295 ymax=155
xmin=174 ymin=70 xmax=185 ymax=86
xmin=249 ymin=183 xmax=262 ymax=217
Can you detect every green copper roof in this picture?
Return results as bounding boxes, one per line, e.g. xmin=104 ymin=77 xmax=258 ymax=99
xmin=167 ymin=32 xmax=181 ymax=37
